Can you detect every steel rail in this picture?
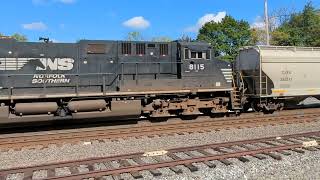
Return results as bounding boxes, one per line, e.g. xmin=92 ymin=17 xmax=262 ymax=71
xmin=0 ymin=108 xmax=319 ymax=152
xmin=0 ymin=131 xmax=319 ymax=179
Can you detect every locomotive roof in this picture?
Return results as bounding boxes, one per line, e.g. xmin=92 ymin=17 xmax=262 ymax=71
xmin=0 ymin=38 xmax=211 ymax=47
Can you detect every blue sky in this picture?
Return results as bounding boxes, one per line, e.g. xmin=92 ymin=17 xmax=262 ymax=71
xmin=1 ymin=0 xmax=319 ymax=42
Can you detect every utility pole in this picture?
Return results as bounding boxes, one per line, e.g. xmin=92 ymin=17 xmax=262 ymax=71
xmin=264 ymin=0 xmax=270 ymax=45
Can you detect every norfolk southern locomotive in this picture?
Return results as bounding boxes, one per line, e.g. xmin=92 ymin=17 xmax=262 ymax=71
xmin=0 ymin=37 xmax=238 ymax=124
xmin=1 ymin=37 xmax=320 ymax=124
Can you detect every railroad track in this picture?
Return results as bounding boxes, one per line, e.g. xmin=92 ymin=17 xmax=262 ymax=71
xmin=0 ymin=131 xmax=319 ymax=179
xmin=0 ymin=108 xmax=320 ymax=152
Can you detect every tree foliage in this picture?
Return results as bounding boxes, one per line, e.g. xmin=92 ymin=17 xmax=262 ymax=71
xmin=271 ymin=2 xmax=320 ymax=46
xmin=0 ymin=33 xmax=28 ymax=42
xmin=151 ymin=36 xmax=172 ymax=42
xmin=250 ymin=28 xmax=267 ymax=45
xmin=11 ymin=33 xmax=28 ymax=42
xmin=197 ymin=15 xmax=252 ymax=61
xmin=126 ymin=31 xmax=143 ymax=41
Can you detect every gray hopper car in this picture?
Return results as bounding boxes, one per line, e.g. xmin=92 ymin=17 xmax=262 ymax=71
xmin=235 ymin=46 xmax=320 ymax=112
xmin=0 ymin=38 xmax=237 ymax=124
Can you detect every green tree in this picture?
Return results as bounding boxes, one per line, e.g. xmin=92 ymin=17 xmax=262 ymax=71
xmin=271 ymin=2 xmax=320 ymax=46
xmin=126 ymin=31 xmax=143 ymax=41
xmin=11 ymin=33 xmax=28 ymax=42
xmin=0 ymin=33 xmax=28 ymax=41
xmin=197 ymin=15 xmax=252 ymax=61
xmin=250 ymin=28 xmax=267 ymax=45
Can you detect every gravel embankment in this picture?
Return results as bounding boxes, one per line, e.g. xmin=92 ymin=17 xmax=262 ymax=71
xmin=0 ymin=119 xmax=320 ymax=179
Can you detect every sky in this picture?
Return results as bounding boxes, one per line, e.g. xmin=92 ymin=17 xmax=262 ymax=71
xmin=1 ymin=0 xmax=319 ymax=42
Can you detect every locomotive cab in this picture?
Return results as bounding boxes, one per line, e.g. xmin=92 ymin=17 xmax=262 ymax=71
xmin=177 ymin=41 xmax=233 ymax=90
xmin=179 ymin=42 xmax=211 ymax=76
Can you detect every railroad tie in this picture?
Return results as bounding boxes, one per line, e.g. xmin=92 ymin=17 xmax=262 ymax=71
xmin=218 ymin=159 xmax=233 ymax=166
xmin=69 ymin=166 xmax=79 ymax=175
xmin=196 ymin=149 xmax=217 ymax=168
xmin=276 ymin=150 xmax=291 ymax=156
xmin=275 ymin=139 xmax=293 ymax=145
xmin=95 ymin=177 xmax=110 ymax=180
xmin=212 ymin=147 xmax=230 ymax=153
xmin=153 ymin=156 xmax=182 ymax=174
xmin=251 ymin=154 xmax=267 ymax=160
xmin=202 ymin=161 xmax=216 ymax=168
xmin=263 ymin=141 xmax=280 ymax=146
xmin=112 ymin=174 xmax=125 ymax=180
xmin=226 ymin=146 xmax=250 ymax=162
xmin=291 ymin=148 xmax=305 ymax=154
xmin=167 ymin=153 xmax=198 ymax=172
xmin=46 ymin=168 xmax=55 ymax=178
xmin=212 ymin=148 xmax=233 ymax=165
xmin=131 ymin=157 xmax=162 ymax=176
xmin=118 ymin=159 xmax=143 ymax=179
xmin=87 ymin=164 xmax=95 ymax=172
xmin=237 ymin=156 xmax=250 ymax=163
xmin=302 ymin=147 xmax=318 ymax=151
xmin=181 ymin=151 xmax=201 ymax=172
xmin=23 ymin=170 xmax=34 ymax=180
xmin=263 ymin=152 xmax=282 ymax=160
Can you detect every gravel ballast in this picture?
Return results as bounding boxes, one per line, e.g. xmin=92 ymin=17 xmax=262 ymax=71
xmin=152 ymin=150 xmax=320 ymax=180
xmin=0 ymin=118 xmax=320 ymax=179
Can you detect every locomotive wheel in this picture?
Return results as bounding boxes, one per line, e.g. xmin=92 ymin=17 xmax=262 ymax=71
xmin=251 ymin=101 xmax=261 ymax=112
xmin=242 ymin=102 xmax=251 ymax=112
xmin=263 ymin=109 xmax=275 ymax=114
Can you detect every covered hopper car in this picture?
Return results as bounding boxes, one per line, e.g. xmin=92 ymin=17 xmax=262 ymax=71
xmin=235 ymin=46 xmax=320 ymax=112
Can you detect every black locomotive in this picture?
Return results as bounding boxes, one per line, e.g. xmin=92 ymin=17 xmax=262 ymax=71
xmin=0 ymin=38 xmax=241 ymax=124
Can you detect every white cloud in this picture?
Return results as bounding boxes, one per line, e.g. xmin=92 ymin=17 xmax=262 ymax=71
xmin=251 ymin=16 xmax=265 ymax=29
xmin=123 ymin=16 xmax=150 ymax=29
xmin=22 ymin=22 xmax=47 ymax=31
xmin=185 ymin=12 xmax=227 ymax=32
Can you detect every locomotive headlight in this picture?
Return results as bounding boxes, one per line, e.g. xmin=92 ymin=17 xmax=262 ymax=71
xmin=150 ymin=52 xmax=154 ymax=56
xmin=8 ymin=51 xmax=12 ymax=54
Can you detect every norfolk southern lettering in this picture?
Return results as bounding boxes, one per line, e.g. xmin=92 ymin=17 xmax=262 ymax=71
xmin=32 ymin=74 xmax=71 ymax=84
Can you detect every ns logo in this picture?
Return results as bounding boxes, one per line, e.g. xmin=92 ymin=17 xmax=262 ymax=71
xmin=0 ymin=57 xmax=75 ymax=71
xmin=37 ymin=58 xmax=75 ymax=71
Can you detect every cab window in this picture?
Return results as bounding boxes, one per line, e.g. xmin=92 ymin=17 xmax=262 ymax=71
xmin=184 ymin=48 xmax=210 ymax=60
